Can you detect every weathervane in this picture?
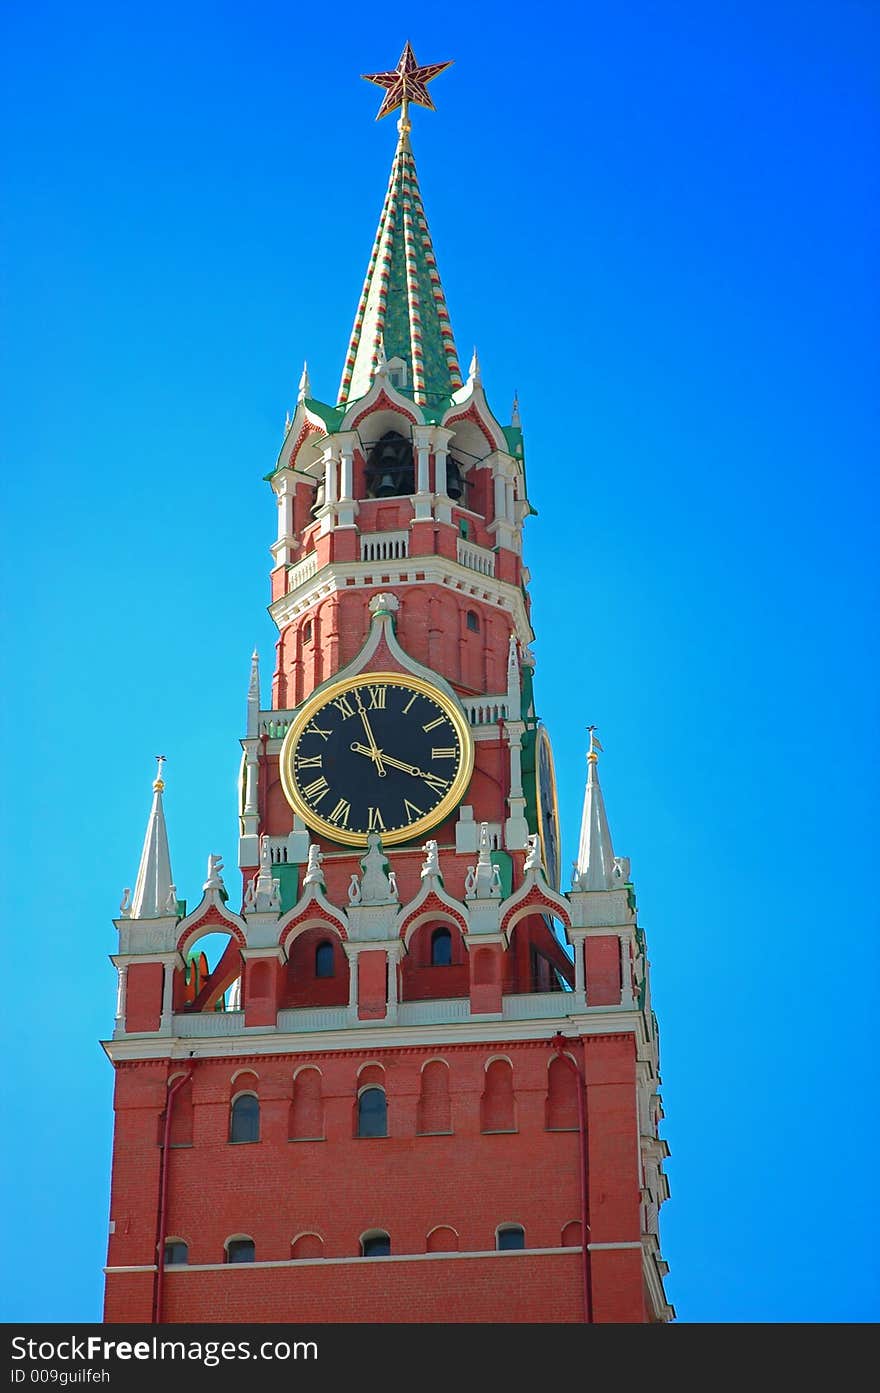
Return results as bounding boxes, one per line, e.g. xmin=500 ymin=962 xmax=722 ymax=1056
xmin=362 ymin=41 xmax=453 ymax=133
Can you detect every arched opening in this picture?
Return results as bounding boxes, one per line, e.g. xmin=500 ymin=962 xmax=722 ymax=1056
xmin=481 ymin=1058 xmax=516 ymax=1133
xmin=496 ymin=1224 xmax=525 ymax=1251
xmin=546 ymin=1056 xmax=579 ymax=1130
xmin=281 ymin=927 xmax=348 ymax=1009
xmin=400 ymin=920 xmax=468 ymax=1002
xmin=426 ymin=1226 xmax=459 ymax=1253
xmin=176 ymin=929 xmax=242 ymax=1014
xmin=505 ymin=914 xmax=574 ymax=995
xmin=163 ymin=1240 xmax=188 ymax=1265
xmin=466 ymin=609 xmax=480 ymax=633
xmin=166 ymin=1074 xmax=194 ymax=1148
xmin=365 ymin=431 xmax=414 ymax=499
xmin=225 ymin=1237 xmax=255 ymax=1264
xmin=229 ymin=1093 xmax=260 ymax=1144
xmin=561 ymin=1220 xmax=582 ymax=1248
xmin=291 ymin=1233 xmax=324 ymax=1260
xmin=289 ymin=1067 xmax=324 ymax=1141
xmin=360 ymin=1230 xmax=391 ymax=1257
xmin=416 ymin=1059 xmax=452 ymax=1136
xmin=357 ymin=1087 xmax=387 ymax=1139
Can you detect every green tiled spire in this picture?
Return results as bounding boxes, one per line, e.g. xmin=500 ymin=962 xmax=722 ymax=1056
xmin=337 ymin=125 xmax=463 ymax=409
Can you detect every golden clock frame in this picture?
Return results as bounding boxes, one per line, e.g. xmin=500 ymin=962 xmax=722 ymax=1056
xmin=279 ymin=670 xmax=475 ymax=848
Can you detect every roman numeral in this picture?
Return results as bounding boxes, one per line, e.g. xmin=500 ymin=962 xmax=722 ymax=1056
xmin=403 ymin=799 xmax=424 ymax=823
xmin=367 ymin=806 xmax=386 ymax=831
xmin=431 ymin=747 xmax=456 ymax=759
xmin=422 ymin=715 xmax=446 ymax=732
xmin=331 ymin=696 xmax=355 ymax=719
xmin=327 ymin=798 xmax=351 ymax=827
xmin=305 ymin=723 xmax=331 ymax=742
xmin=301 ymin=775 xmax=330 ymax=804
xmin=367 ymin=685 xmax=386 ymax=709
xmin=421 ymin=772 xmax=451 ymax=794
xmin=295 ymin=754 xmax=323 ymax=769
xmin=402 ymin=692 xmax=418 ymax=715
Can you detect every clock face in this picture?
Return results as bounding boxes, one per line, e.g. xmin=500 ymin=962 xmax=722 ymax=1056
xmin=279 ymin=672 xmax=474 ymax=847
xmin=535 ymin=725 xmax=561 ymax=890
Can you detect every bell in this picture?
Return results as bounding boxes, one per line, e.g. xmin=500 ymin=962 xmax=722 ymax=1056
xmin=446 ymin=458 xmax=463 ymax=500
xmin=310 ymin=479 xmax=326 ymax=515
xmin=376 ymin=472 xmax=397 ymax=497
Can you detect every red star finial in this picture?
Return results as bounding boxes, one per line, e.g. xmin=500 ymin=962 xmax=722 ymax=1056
xmin=362 ymin=42 xmax=453 ymax=123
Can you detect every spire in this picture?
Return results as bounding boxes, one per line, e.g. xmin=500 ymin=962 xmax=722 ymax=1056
xmin=574 ymin=729 xmax=616 ymax=891
xmin=468 ymin=346 xmax=481 ymax=385
xmin=297 ymin=360 xmax=311 ymax=402
xmin=338 ymin=47 xmax=461 ymax=408
xmin=246 ymin=648 xmax=261 ymax=737
xmin=130 ymin=758 xmax=177 ymax=918
xmin=511 ymin=391 xmax=521 ymax=427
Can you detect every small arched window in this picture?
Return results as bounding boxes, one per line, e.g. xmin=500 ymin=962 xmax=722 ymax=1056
xmin=466 ymin=610 xmax=480 ymax=632
xmin=315 ymin=941 xmax=334 ymax=978
xmin=361 ymin=1231 xmax=391 ymax=1257
xmin=302 ymin=620 xmax=313 ymax=644
xmin=430 ymin=926 xmax=452 ymax=966
xmin=496 ymin=1225 xmax=525 ymax=1251
xmin=163 ymin=1240 xmax=188 ymax=1265
xmin=230 ymin=1093 xmax=260 ymax=1144
xmin=357 ymin=1087 xmax=387 ymax=1139
xmin=226 ymin=1238 xmax=255 ymax=1264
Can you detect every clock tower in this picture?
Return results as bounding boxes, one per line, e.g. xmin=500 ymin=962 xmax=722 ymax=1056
xmin=103 ymin=46 xmax=673 ymax=1325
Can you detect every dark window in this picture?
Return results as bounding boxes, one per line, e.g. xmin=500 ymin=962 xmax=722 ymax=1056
xmin=226 ymin=1239 xmax=255 ymax=1264
xmin=315 ymin=940 xmax=334 ymax=978
xmin=361 ymin=1232 xmax=391 ymax=1257
xmin=466 ymin=610 xmax=479 ymax=632
xmin=303 ymin=620 xmax=312 ymax=644
xmin=163 ymin=1241 xmax=188 ymax=1265
xmin=357 ymin=1087 xmax=387 ymax=1138
xmin=431 ymin=927 xmax=452 ymax=966
xmin=230 ymin=1093 xmax=260 ymax=1143
xmin=458 ymin=518 xmax=469 ymax=539
xmin=497 ymin=1225 xmax=525 ymax=1251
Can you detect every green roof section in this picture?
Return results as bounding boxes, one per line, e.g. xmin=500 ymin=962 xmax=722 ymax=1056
xmin=337 ymin=127 xmax=463 ymax=410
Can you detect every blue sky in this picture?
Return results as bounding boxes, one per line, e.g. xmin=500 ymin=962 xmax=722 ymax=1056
xmin=2 ymin=0 xmax=877 ymax=1323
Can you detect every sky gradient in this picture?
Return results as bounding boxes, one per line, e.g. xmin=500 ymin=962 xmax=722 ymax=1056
xmin=2 ymin=0 xmax=877 ymax=1322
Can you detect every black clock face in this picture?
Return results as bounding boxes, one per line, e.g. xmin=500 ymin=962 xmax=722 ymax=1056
xmin=536 ymin=726 xmax=561 ymax=890
xmin=279 ymin=672 xmax=474 ymax=847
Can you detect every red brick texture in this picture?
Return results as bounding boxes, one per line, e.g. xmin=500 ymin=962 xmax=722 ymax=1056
xmin=104 ymin=1035 xmax=644 ymax=1323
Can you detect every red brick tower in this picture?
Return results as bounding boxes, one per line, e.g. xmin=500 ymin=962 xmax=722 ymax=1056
xmin=103 ymin=46 xmax=673 ymax=1325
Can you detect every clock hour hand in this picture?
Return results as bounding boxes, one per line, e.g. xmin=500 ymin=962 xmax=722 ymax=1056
xmin=349 ymin=743 xmax=451 ymax=792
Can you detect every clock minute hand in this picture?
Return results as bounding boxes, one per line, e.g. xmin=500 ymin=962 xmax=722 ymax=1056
xmin=358 ymin=708 xmax=386 ymax=777
xmin=349 ymin=744 xmax=451 ymax=790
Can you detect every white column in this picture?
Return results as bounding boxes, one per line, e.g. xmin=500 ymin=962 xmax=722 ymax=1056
xmin=503 ymin=720 xmax=530 ymax=850
xmin=323 ymin=451 xmax=337 ymax=506
xmin=347 ymin=950 xmax=358 ymax=1009
xmin=573 ymin=939 xmax=585 ymax=996
xmin=340 ymin=445 xmax=354 ymax=500
xmin=505 ymin=478 xmax=515 ymax=523
xmin=243 ymin=755 xmax=258 ymax=833
xmin=620 ymin=934 xmax=634 ymax=1008
xmin=115 ymin=963 xmax=127 ymax=1022
xmin=493 ymin=471 xmax=507 ymax=523
xmin=277 ymin=488 xmax=293 ymax=539
xmin=159 ymin=957 xmax=177 ymax=1035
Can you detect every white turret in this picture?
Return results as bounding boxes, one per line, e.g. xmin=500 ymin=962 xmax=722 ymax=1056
xmin=573 ymin=728 xmax=616 ymax=891
xmin=128 ymin=757 xmax=177 ymax=918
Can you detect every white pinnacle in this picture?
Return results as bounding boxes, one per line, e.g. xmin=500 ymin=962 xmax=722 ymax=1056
xmin=297 ymin=361 xmax=311 ymax=402
xmin=574 ymin=729 xmax=616 ymax=891
xmin=130 ymin=758 xmax=177 ymax=919
xmin=468 ymin=346 xmax=481 ymax=384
